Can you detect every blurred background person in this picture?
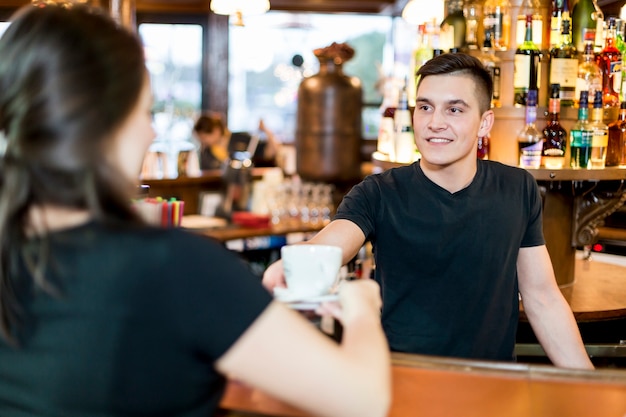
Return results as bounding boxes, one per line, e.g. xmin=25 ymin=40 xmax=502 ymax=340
xmin=193 ymin=112 xmax=229 ymax=171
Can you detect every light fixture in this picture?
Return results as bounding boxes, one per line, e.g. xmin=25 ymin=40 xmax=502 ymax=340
xmin=31 ymin=0 xmax=88 ymax=6
xmin=210 ymin=0 xmax=270 ymax=27
xmin=401 ymin=0 xmax=444 ymax=25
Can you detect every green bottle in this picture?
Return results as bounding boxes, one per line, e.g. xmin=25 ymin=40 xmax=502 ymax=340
xmin=570 ymin=90 xmax=593 ymax=168
xmin=514 ymin=15 xmax=541 ymax=106
xmin=572 ymin=0 xmax=604 ymax=53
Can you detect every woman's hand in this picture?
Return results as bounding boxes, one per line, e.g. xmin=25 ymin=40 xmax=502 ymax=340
xmin=316 ymin=279 xmax=381 ymax=324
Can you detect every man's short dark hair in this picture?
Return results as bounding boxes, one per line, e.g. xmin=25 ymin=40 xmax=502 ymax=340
xmin=416 ymin=53 xmax=493 ymax=114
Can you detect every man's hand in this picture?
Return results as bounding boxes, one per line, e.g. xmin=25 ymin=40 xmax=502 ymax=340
xmin=262 ymin=259 xmax=287 ymax=290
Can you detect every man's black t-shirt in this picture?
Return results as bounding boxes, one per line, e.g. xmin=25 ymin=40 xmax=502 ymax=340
xmin=335 ymin=159 xmax=544 ymax=360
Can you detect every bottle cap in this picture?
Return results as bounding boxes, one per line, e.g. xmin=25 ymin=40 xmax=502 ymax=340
xmin=579 ymin=90 xmax=589 ymax=107
xmin=527 ymin=89 xmax=537 ymax=107
xmin=550 ymin=84 xmax=560 ymax=99
xmin=594 ymin=90 xmax=603 ymax=107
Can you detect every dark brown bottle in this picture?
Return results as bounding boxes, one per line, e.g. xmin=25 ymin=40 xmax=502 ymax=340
xmin=541 ymin=83 xmax=568 ymax=168
xmin=606 ymin=101 xmax=626 ymax=167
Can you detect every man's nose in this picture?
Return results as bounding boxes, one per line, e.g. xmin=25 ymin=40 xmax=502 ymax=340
xmin=427 ymin=111 xmax=446 ymax=130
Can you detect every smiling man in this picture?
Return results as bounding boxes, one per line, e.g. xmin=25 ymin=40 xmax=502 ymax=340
xmin=263 ymin=53 xmax=593 ymax=369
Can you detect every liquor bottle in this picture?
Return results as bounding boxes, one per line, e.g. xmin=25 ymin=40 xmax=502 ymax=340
xmin=376 ymin=78 xmax=399 ymax=160
xmin=549 ymin=0 xmax=568 ymax=49
xmin=394 ymin=80 xmax=417 ymax=163
xmin=572 ymin=0 xmax=604 ymax=53
xmin=463 ymin=0 xmax=482 ymax=51
xmin=549 ymin=16 xmax=578 ymax=107
xmin=477 ymin=134 xmax=490 ymax=159
xmin=617 ymin=20 xmax=626 ymax=101
xmin=606 ymin=101 xmax=626 ymax=166
xmin=516 ymin=0 xmax=543 ymax=49
xmin=517 ymin=89 xmax=543 ymax=169
xmin=589 ymin=90 xmax=609 ymax=168
xmin=441 ymin=0 xmax=467 ymax=50
xmin=482 ymin=0 xmax=510 ymax=51
xmin=514 ymin=15 xmax=541 ymax=106
xmin=575 ymin=40 xmax=602 ymax=106
xmin=479 ymin=32 xmax=502 ymax=108
xmin=409 ymin=24 xmax=433 ymax=108
xmin=596 ymin=17 xmax=622 ymax=109
xmin=542 ymin=84 xmax=568 ymax=168
xmin=570 ymin=90 xmax=593 ymax=168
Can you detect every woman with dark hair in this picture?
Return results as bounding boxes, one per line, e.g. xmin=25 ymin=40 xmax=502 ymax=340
xmin=193 ymin=112 xmax=229 ymax=170
xmin=0 ymin=5 xmax=391 ymax=417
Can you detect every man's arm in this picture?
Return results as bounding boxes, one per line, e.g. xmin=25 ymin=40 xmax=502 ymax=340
xmin=517 ymin=245 xmax=594 ymax=370
xmin=262 ymin=219 xmax=366 ymax=290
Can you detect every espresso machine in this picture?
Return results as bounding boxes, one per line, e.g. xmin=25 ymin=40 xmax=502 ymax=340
xmin=215 ymin=132 xmax=259 ymax=219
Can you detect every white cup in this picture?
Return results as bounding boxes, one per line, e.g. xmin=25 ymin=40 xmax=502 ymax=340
xmin=281 ymin=244 xmax=342 ymax=298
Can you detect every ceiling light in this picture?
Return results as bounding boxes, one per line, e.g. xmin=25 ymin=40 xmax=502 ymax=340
xmin=210 ymin=0 xmax=270 ymax=27
xmin=402 ymin=0 xmax=444 ymax=25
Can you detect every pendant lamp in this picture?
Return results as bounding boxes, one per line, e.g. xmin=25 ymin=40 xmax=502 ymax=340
xmin=210 ymin=0 xmax=270 ymax=26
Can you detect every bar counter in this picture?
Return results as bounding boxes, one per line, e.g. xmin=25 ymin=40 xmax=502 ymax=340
xmin=182 ymin=217 xmax=326 ymax=243
xmin=218 ymin=353 xmax=626 ymax=417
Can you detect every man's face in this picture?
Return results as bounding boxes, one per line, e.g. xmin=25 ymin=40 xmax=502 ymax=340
xmin=413 ymin=73 xmax=492 ymax=169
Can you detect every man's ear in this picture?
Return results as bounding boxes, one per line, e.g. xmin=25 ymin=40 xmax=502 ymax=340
xmin=478 ymin=110 xmax=495 ymax=137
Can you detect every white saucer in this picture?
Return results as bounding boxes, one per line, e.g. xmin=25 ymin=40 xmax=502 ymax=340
xmin=273 ymin=288 xmax=339 ymax=309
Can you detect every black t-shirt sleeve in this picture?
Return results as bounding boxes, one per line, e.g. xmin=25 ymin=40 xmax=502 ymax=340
xmin=334 ymin=175 xmax=381 ymax=241
xmin=520 ymin=170 xmax=545 ymax=248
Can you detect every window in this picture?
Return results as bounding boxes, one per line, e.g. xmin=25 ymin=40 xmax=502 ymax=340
xmin=138 ymin=19 xmax=204 ymax=178
xmin=228 ymin=12 xmax=393 ymax=144
xmin=0 ymin=21 xmax=10 ymax=35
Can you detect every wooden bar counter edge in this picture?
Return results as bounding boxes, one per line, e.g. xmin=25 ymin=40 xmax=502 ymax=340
xmin=218 ymin=352 xmax=626 ymax=417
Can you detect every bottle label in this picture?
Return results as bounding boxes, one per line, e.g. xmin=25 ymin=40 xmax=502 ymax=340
xmin=519 ymin=141 xmax=543 ymax=169
xmin=377 ymin=116 xmax=395 ymax=156
xmin=484 ymin=12 xmax=505 ymax=43
xmin=615 ymin=72 xmax=623 ymax=95
xmin=595 ymin=18 xmax=605 ymax=51
xmin=610 ymin=60 xmax=622 ymax=76
xmin=575 ymin=78 xmax=600 ymax=102
xmin=592 ymin=130 xmax=609 ymax=147
xmin=610 ymin=62 xmax=623 ymax=94
xmin=550 ymin=16 xmax=561 ymax=47
xmin=570 ymin=129 xmax=593 ymax=147
xmin=549 ymin=58 xmax=579 ymax=88
xmin=543 ymin=148 xmax=565 ymax=156
xmin=514 ymin=54 xmax=531 ymax=88
xmin=516 ymin=17 xmax=543 ymax=46
xmin=395 ymin=131 xmax=417 ymax=163
xmin=582 ymin=28 xmax=596 ymax=44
